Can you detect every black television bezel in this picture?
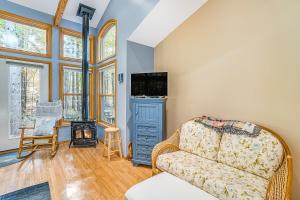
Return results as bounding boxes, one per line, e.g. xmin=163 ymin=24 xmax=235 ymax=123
xmin=131 ymin=72 xmax=168 ymax=97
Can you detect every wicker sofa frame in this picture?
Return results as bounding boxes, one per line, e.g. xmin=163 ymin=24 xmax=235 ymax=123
xmin=152 ymin=118 xmax=293 ymax=200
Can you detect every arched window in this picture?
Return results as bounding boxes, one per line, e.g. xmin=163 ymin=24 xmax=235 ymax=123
xmin=97 ymin=19 xmax=117 ymax=62
xmin=96 ymin=19 xmax=117 ymax=127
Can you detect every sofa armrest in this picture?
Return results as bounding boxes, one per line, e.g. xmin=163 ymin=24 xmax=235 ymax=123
xmin=151 ymin=129 xmax=180 ymax=175
xmin=266 ymin=154 xmax=293 ymax=200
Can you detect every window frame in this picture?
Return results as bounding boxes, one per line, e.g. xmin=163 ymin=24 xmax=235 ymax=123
xmin=59 ymin=63 xmax=94 ymax=124
xmin=59 ymin=28 xmax=95 ymax=64
xmin=0 ymin=10 xmax=52 ymax=58
xmin=96 ymin=60 xmax=117 ymax=128
xmin=97 ymin=19 xmax=117 ymax=63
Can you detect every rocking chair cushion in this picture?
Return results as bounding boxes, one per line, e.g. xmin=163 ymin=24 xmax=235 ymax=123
xmin=33 ymin=117 xmax=57 ymax=136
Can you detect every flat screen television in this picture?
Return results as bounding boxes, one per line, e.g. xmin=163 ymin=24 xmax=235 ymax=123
xmin=131 ymin=72 xmax=168 ymax=97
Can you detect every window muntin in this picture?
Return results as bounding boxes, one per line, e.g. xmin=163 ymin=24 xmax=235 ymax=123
xmin=60 ymin=64 xmax=94 ymax=121
xmin=97 ymin=63 xmax=116 ymax=126
xmin=97 ymin=20 xmax=116 ymax=62
xmin=0 ymin=11 xmax=51 ymax=57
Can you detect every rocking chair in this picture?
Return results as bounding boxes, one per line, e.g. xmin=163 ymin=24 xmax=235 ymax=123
xmin=18 ymin=101 xmax=63 ymax=158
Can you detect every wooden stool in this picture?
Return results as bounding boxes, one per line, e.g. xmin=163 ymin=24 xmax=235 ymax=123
xmin=103 ymin=127 xmax=123 ymax=161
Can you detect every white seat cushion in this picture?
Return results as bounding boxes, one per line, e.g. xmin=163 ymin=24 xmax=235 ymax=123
xmin=157 ymin=151 xmax=269 ymax=200
xmin=179 ymin=120 xmax=222 ymax=161
xmin=125 ymin=172 xmax=218 ymax=200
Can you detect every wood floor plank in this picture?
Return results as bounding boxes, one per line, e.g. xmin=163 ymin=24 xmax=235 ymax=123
xmin=0 ymin=143 xmax=151 ymax=200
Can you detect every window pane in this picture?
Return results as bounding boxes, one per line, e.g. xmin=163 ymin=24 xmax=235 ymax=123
xmin=64 ymin=68 xmax=82 ymax=94
xmin=0 ymin=18 xmax=47 ymax=54
xmin=102 ymin=25 xmax=116 ymax=59
xmin=63 ymin=95 xmax=82 ymax=121
xmin=100 ymin=65 xmax=115 ymax=95
xmin=63 ymin=34 xmax=90 ymax=60
xmin=63 ymin=34 xmax=82 ymax=59
xmin=62 ymin=66 xmax=93 ymax=121
xmin=101 ymin=96 xmax=115 ymax=125
xmin=9 ymin=65 xmax=40 ymax=138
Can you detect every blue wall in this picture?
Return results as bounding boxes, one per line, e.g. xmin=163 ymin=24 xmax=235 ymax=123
xmin=95 ymin=0 xmax=158 ymax=155
xmin=126 ymin=41 xmax=155 ymax=145
xmin=0 ymin=0 xmax=97 ymax=142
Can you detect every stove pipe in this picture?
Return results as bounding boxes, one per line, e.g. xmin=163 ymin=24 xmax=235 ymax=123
xmin=76 ymin=4 xmax=95 ymax=121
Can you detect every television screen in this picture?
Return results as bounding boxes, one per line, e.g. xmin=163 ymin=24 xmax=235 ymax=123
xmin=131 ymin=72 xmax=168 ymax=97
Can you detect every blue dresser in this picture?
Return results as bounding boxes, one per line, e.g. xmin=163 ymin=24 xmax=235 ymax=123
xmin=131 ymin=97 xmax=167 ymax=166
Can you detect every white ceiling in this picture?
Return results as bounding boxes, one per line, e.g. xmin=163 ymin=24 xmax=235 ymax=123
xmin=8 ymin=0 xmax=110 ymax=28
xmin=63 ymin=0 xmax=110 ymax=28
xmin=128 ymin=0 xmax=208 ymax=47
xmin=8 ymin=0 xmax=60 ymax=16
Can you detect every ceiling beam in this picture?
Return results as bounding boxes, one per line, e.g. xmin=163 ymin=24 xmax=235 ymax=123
xmin=53 ymin=0 xmax=69 ymax=27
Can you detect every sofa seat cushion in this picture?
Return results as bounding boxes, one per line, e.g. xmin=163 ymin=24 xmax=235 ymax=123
xmin=157 ymin=151 xmax=269 ymax=200
xmin=199 ymin=162 xmax=269 ymax=200
xmin=217 ymin=129 xmax=284 ymax=179
xmin=179 ymin=120 xmax=222 ymax=160
xmin=157 ymin=151 xmax=217 ymax=184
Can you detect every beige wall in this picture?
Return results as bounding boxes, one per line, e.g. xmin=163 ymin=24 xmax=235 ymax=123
xmin=155 ymin=0 xmax=300 ymax=199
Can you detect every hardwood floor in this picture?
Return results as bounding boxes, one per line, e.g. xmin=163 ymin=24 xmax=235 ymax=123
xmin=0 ymin=142 xmax=152 ymax=200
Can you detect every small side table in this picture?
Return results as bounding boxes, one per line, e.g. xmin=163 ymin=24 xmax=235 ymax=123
xmin=103 ymin=127 xmax=123 ymax=161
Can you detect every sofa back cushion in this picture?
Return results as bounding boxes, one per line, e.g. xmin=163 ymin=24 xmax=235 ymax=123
xmin=217 ymin=129 xmax=284 ymax=179
xmin=179 ymin=120 xmax=222 ymax=161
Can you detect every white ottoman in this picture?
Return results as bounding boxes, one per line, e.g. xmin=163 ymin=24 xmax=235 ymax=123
xmin=125 ymin=172 xmax=218 ymax=200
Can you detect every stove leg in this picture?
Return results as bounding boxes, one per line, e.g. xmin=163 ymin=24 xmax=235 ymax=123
xmin=69 ymin=140 xmax=72 ymax=148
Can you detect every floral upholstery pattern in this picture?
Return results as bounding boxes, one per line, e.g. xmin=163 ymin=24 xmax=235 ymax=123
xmin=201 ymin=163 xmax=268 ymax=200
xmin=156 ymin=151 xmax=269 ymax=200
xmin=157 ymin=151 xmax=217 ymax=184
xmin=179 ymin=120 xmax=222 ymax=160
xmin=217 ymin=129 xmax=284 ymax=179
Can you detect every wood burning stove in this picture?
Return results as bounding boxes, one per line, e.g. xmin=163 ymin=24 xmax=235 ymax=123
xmin=69 ymin=4 xmax=97 ymax=148
xmin=70 ymin=121 xmax=97 ymax=147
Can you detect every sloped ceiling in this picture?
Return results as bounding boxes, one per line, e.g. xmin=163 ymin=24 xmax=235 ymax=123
xmin=7 ymin=0 xmax=110 ymax=28
xmin=7 ymin=0 xmax=208 ymax=43
xmin=128 ymin=0 xmax=208 ymax=47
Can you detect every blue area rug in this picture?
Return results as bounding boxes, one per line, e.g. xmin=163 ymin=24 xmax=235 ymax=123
xmin=0 ymin=152 xmax=24 ymax=168
xmin=0 ymin=182 xmax=51 ymax=200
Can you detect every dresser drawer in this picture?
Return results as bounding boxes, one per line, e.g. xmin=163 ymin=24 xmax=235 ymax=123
xmin=136 ymin=135 xmax=158 ymax=146
xmin=135 ymin=152 xmax=151 ymax=161
xmin=136 ymin=144 xmax=154 ymax=155
xmin=135 ymin=124 xmax=159 ymax=137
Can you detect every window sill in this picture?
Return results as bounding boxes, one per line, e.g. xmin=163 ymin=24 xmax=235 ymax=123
xmin=59 ymin=56 xmax=93 ymax=65
xmin=0 ymin=47 xmax=51 ymax=58
xmin=97 ymin=55 xmax=116 ymax=66
xmin=8 ymin=136 xmax=20 ymax=140
xmin=96 ymin=121 xmax=114 ymax=129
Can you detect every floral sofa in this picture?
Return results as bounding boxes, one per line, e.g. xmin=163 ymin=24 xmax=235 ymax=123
xmin=152 ymin=117 xmax=292 ymax=200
